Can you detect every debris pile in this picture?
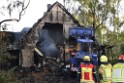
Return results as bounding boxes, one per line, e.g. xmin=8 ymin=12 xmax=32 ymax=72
xmin=16 ymin=60 xmax=78 ymax=83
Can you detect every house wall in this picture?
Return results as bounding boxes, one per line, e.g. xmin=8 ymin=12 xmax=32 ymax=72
xmin=21 ymin=48 xmax=34 ymax=67
xmin=20 ymin=2 xmax=79 ymax=67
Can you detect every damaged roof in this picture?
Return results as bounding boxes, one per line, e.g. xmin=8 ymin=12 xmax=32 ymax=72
xmin=19 ymin=1 xmax=80 ymax=47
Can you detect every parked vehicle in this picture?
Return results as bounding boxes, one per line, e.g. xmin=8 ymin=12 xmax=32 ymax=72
xmin=64 ymin=27 xmax=99 ymax=73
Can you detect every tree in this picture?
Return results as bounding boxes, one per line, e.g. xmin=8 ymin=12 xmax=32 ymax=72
xmin=0 ymin=0 xmax=30 ymax=69
xmin=64 ymin=0 xmax=124 ymax=42
xmin=0 ymin=0 xmax=30 ymax=31
xmin=64 ymin=0 xmax=124 ymax=59
xmin=64 ymin=0 xmax=123 ymax=30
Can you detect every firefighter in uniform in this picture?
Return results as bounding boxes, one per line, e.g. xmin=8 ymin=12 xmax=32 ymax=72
xmin=112 ymin=54 xmax=124 ymax=83
xmin=98 ymin=55 xmax=112 ymax=83
xmin=78 ymin=55 xmax=97 ymax=83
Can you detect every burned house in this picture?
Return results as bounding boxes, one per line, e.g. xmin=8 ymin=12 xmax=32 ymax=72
xmin=19 ymin=2 xmax=80 ymax=67
xmin=0 ymin=28 xmax=30 ymax=68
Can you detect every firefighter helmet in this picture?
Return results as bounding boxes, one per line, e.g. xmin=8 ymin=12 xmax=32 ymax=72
xmin=84 ymin=55 xmax=90 ymax=61
xmin=65 ymin=48 xmax=70 ymax=53
xmin=100 ymin=55 xmax=108 ymax=62
xmin=119 ymin=55 xmax=124 ymax=60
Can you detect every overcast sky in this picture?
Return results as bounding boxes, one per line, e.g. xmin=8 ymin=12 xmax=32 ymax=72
xmin=9 ymin=0 xmax=64 ymax=32
xmin=3 ymin=0 xmax=124 ymax=32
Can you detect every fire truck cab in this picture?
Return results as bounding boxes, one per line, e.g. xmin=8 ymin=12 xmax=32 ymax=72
xmin=65 ymin=27 xmax=99 ymax=72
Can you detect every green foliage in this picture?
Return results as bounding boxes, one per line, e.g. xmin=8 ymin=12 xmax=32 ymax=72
xmin=120 ymin=44 xmax=124 ymax=53
xmin=67 ymin=0 xmax=117 ymax=28
xmin=0 ymin=51 xmax=16 ymax=69
xmin=103 ymin=30 xmax=124 ymax=56
xmin=0 ymin=33 xmax=16 ymax=70
xmin=119 ymin=32 xmax=124 ymax=53
xmin=65 ymin=0 xmax=124 ymax=31
xmin=0 ymin=35 xmax=18 ymax=82
xmin=0 ymin=70 xmax=19 ymax=83
xmin=65 ymin=0 xmax=124 ymax=55
xmin=0 ymin=76 xmax=8 ymax=83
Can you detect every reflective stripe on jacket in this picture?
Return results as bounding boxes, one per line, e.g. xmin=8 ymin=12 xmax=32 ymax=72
xmin=80 ymin=63 xmax=94 ymax=82
xmin=99 ymin=64 xmax=112 ymax=81
xmin=112 ymin=63 xmax=124 ymax=82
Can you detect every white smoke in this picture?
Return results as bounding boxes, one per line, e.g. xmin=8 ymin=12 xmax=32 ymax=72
xmin=38 ymin=30 xmax=59 ymax=58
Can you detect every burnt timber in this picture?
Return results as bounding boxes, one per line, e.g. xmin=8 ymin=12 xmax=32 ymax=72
xmin=19 ymin=2 xmax=80 ymax=67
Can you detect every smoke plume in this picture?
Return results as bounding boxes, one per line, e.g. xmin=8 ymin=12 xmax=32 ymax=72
xmin=38 ymin=30 xmax=59 ymax=58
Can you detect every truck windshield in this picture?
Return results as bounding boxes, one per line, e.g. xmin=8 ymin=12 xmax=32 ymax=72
xmin=77 ymin=42 xmax=90 ymax=52
xmin=81 ymin=43 xmax=89 ymax=52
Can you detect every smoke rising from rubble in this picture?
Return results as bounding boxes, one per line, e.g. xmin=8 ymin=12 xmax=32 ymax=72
xmin=38 ymin=30 xmax=59 ymax=58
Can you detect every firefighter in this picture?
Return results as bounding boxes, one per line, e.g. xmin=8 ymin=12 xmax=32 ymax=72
xmin=90 ymin=49 xmax=98 ymax=67
xmin=78 ymin=55 xmax=97 ymax=83
xmin=70 ymin=49 xmax=78 ymax=78
xmin=112 ymin=54 xmax=124 ymax=83
xmin=98 ymin=55 xmax=112 ymax=83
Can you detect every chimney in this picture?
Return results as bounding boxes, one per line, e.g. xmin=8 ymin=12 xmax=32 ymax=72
xmin=47 ymin=4 xmax=51 ymax=10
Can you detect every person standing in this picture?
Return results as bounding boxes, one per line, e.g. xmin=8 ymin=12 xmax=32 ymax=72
xmin=98 ymin=55 xmax=112 ymax=83
xmin=70 ymin=49 xmax=78 ymax=78
xmin=112 ymin=54 xmax=124 ymax=83
xmin=78 ymin=55 xmax=97 ymax=83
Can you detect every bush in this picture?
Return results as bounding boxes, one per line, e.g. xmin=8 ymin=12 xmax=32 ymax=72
xmin=0 ymin=70 xmax=20 ymax=83
xmin=0 ymin=51 xmax=16 ymax=70
xmin=0 ymin=76 xmax=8 ymax=83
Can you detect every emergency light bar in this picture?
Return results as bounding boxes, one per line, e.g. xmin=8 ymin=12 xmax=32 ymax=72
xmin=69 ymin=27 xmax=94 ymax=38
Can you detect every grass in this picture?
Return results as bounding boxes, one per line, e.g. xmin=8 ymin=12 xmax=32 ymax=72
xmin=0 ymin=70 xmax=20 ymax=83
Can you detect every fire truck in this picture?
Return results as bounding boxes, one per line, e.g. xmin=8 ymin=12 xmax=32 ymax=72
xmin=64 ymin=26 xmax=99 ymax=73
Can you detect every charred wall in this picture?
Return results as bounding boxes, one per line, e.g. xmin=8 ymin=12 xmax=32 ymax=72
xmin=19 ymin=2 xmax=80 ymax=67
